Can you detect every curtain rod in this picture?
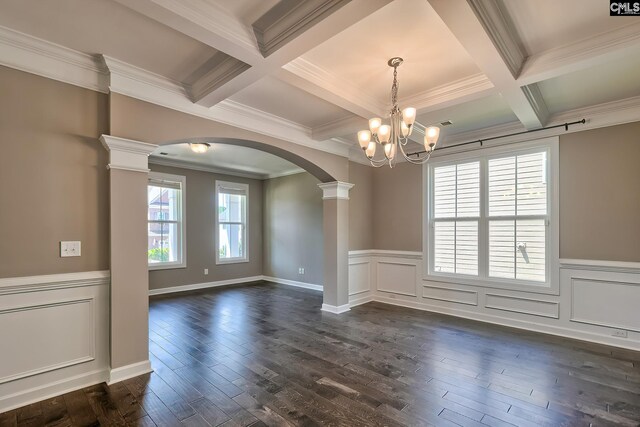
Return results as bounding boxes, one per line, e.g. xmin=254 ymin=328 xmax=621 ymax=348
xmin=408 ymin=118 xmax=586 ymax=157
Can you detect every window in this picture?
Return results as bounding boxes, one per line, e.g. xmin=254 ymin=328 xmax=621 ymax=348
xmin=147 ymin=172 xmax=186 ymax=270
xmin=216 ymin=181 xmax=248 ymax=264
xmin=426 ymin=138 xmax=558 ymax=291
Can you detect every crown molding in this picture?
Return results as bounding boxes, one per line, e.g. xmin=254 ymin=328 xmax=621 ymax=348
xmin=101 ymin=56 xmax=350 ymax=158
xmin=518 ymin=22 xmax=640 ymax=85
xmin=150 ymin=156 xmax=305 ymax=180
xmin=521 ymin=83 xmax=550 ymax=127
xmin=283 ymin=57 xmax=385 ymax=117
xmin=402 ymin=74 xmax=495 ymax=112
xmin=467 ymin=0 xmax=526 ymax=78
xmin=0 ymin=25 xmax=108 ymax=93
xmin=112 ymin=0 xmax=259 ymax=65
xmin=429 ymin=94 xmax=640 ymax=157
xmin=187 ymin=53 xmax=251 ymax=104
xmin=0 ymin=25 xmax=349 ymax=159
xmin=253 ymin=0 xmax=351 ymax=58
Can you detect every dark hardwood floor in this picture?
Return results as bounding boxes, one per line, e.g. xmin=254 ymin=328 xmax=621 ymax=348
xmin=2 ymin=281 xmax=640 ymax=426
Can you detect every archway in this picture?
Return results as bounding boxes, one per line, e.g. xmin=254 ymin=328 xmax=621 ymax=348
xmin=99 ymin=132 xmax=353 ymax=384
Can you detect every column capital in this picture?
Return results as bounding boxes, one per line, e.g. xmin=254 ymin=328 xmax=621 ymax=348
xmin=99 ymin=135 xmax=157 ymax=173
xmin=317 ymin=181 xmax=354 ymax=200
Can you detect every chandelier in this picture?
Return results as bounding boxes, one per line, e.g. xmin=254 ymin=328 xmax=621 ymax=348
xmin=357 ymin=57 xmax=441 ymax=167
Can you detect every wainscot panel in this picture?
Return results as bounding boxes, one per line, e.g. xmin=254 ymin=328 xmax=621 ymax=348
xmin=348 ymin=251 xmax=640 ymax=350
xmin=0 ymin=271 xmax=110 ymax=413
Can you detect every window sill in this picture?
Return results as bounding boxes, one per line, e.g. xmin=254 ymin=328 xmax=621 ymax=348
xmin=423 ymin=273 xmax=559 ymax=295
xmin=216 ymin=258 xmax=250 ymax=265
xmin=149 ymin=263 xmax=187 ymax=271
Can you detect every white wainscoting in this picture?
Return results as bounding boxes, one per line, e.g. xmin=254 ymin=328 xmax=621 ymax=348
xmin=0 ymin=271 xmax=110 ymax=412
xmin=348 ymin=251 xmax=640 ymax=351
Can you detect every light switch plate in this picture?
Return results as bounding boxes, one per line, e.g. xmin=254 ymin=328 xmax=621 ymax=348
xmin=60 ymin=241 xmax=81 ymax=257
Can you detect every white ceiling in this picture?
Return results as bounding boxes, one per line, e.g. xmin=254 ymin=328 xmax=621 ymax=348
xmin=0 ymin=0 xmax=217 ymax=81
xmin=1 ymin=0 xmax=639 ymax=170
xmin=229 ymin=76 xmax=354 ymax=128
xmin=539 ymin=53 xmax=640 ymax=115
xmin=301 ymin=0 xmax=481 ymax=108
xmin=502 ymin=0 xmax=638 ymax=55
xmin=151 ymin=143 xmax=303 ymax=179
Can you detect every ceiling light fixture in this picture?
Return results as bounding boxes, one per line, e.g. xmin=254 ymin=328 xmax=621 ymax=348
xmin=357 ymin=57 xmax=441 ymax=167
xmin=189 ymin=142 xmax=210 ymax=153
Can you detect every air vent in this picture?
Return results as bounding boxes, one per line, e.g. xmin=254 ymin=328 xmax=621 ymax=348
xmin=159 ymin=152 xmax=169 ymax=155
xmin=440 ymin=120 xmax=453 ymax=126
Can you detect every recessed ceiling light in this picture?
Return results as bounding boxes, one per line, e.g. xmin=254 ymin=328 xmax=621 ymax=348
xmin=189 ymin=142 xmax=210 ymax=153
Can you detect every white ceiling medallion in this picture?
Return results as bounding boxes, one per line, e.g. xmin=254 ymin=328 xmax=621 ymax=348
xmin=357 ymin=58 xmax=441 ymax=168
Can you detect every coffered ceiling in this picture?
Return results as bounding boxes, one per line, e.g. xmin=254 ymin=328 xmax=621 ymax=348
xmin=0 ymin=0 xmax=639 ymax=168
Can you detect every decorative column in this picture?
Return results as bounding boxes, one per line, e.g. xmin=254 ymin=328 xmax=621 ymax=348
xmin=318 ymin=181 xmax=354 ymax=314
xmin=100 ymin=135 xmax=157 ymax=383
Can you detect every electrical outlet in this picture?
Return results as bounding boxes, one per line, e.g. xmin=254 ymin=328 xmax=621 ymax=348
xmin=612 ymin=329 xmax=628 ymax=338
xmin=60 ymin=241 xmax=81 ymax=257
xmin=298 ymin=267 xmax=305 ymax=274
xmin=204 ymin=269 xmax=209 ymax=275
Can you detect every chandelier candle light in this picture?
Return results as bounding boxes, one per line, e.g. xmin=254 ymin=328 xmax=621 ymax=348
xmin=357 ymin=57 xmax=441 ymax=167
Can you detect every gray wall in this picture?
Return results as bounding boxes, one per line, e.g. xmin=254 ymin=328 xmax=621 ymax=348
xmin=263 ymin=172 xmax=324 ymax=286
xmin=148 ymin=164 xmax=263 ymax=290
xmin=372 ymin=162 xmax=423 ymax=251
xmin=0 ymin=65 xmax=109 ymax=278
xmin=348 ymin=161 xmax=374 ymax=250
xmin=367 ymin=122 xmax=640 ymax=262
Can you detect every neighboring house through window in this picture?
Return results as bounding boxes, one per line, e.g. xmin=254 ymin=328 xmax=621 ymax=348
xmin=147 ymin=172 xmax=186 ymax=269
xmin=216 ymin=180 xmax=248 ymax=264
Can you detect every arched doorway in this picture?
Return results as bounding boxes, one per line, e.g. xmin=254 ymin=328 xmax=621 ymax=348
xmin=99 ymin=133 xmax=353 ymax=383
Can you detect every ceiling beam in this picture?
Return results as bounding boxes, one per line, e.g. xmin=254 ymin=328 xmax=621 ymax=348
xmin=428 ymin=0 xmax=549 ymax=129
xmin=518 ymin=22 xmax=640 ymax=86
xmin=117 ymin=0 xmax=393 ymax=108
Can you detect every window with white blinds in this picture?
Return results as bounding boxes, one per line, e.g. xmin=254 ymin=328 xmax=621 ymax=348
xmin=432 ymin=162 xmax=480 ymax=276
xmin=427 ymin=141 xmax=556 ymax=288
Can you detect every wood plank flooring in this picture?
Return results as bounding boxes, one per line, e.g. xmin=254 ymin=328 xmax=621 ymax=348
xmin=2 ymin=281 xmax=640 ymax=426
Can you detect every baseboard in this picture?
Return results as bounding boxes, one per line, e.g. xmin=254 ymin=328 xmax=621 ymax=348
xmin=349 ymin=293 xmax=374 ymax=307
xmin=108 ymin=360 xmax=153 ymax=385
xmin=262 ymin=276 xmax=323 ymax=291
xmin=321 ymin=303 xmax=351 ymax=314
xmin=149 ymin=276 xmax=264 ymax=296
xmin=374 ymin=295 xmax=640 ymax=352
xmin=0 ymin=368 xmax=108 ymax=413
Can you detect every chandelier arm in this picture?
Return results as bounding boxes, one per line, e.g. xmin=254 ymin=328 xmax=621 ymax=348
xmin=398 ymin=139 xmax=433 ymax=164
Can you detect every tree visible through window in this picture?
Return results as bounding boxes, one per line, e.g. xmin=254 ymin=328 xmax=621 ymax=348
xmin=147 ymin=173 xmax=185 ymax=269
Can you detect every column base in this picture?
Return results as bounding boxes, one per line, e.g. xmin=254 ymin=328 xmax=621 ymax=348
xmin=321 ymin=303 xmax=351 ymax=314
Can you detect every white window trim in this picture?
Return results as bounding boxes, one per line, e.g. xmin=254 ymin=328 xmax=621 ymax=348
xmin=422 ymin=137 xmax=559 ymax=295
xmin=215 ymin=180 xmax=249 ymax=265
xmin=148 ymin=171 xmax=187 ymax=271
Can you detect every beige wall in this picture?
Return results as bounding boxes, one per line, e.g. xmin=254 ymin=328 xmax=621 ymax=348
xmin=348 ymin=161 xmax=374 ymax=250
xmin=0 ymin=66 xmax=109 ymax=278
xmin=148 ymin=164 xmax=263 ymax=290
xmin=372 ymin=162 xmax=423 ymax=251
xmin=263 ymin=172 xmax=323 ymax=285
xmin=559 ymin=122 xmax=640 ymax=262
xmin=109 ymin=94 xmax=349 ymax=183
